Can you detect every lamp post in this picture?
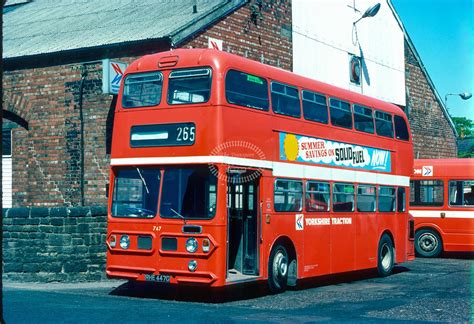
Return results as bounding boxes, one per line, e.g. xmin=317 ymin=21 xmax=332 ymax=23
xmin=444 ymin=92 xmax=472 ymax=112
xmin=353 ymin=3 xmax=381 ymax=25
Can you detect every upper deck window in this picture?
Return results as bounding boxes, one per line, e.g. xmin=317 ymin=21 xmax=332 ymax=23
xmin=302 ymin=90 xmax=328 ymax=124
xmin=354 ymin=104 xmax=374 ymax=134
xmin=330 ymin=98 xmax=352 ymax=129
xmin=375 ymin=110 xmax=394 ymax=138
xmin=271 ymin=82 xmax=301 ymax=118
xmin=122 ymin=71 xmax=163 ymax=108
xmin=167 ymin=68 xmax=211 ymax=105
xmin=394 ymin=115 xmax=410 ymax=141
xmin=225 ymin=70 xmax=269 ymax=111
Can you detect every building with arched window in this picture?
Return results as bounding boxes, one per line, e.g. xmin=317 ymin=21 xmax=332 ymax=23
xmin=2 ymin=0 xmax=457 ymax=208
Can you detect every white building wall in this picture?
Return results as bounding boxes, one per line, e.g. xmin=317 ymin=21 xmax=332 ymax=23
xmin=292 ymin=0 xmax=405 ymax=106
xmin=2 ymin=156 xmax=12 ymax=208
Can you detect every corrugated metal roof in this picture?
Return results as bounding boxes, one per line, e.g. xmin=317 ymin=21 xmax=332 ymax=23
xmin=3 ymin=0 xmax=244 ymax=59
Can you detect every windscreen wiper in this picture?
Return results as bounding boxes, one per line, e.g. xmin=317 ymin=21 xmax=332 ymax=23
xmin=170 ymin=208 xmax=187 ymax=225
xmin=136 ymin=167 xmax=149 ymax=194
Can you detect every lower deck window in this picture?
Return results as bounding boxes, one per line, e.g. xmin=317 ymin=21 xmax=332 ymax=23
xmin=410 ymin=180 xmax=444 ymax=206
xmin=111 ymin=168 xmax=161 ymax=218
xmin=357 ymin=185 xmax=376 ymax=212
xmin=379 ymin=186 xmax=396 ymax=212
xmin=274 ymin=179 xmax=303 ymax=212
xmin=306 ymin=181 xmax=330 ymax=212
xmin=333 ymin=183 xmax=354 ymax=212
xmin=160 ymin=166 xmax=217 ymax=219
xmin=449 ymin=180 xmax=474 ymax=206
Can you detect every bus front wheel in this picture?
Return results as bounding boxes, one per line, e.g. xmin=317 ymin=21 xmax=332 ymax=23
xmin=415 ymin=229 xmax=442 ymax=258
xmin=377 ymin=234 xmax=394 ymax=277
xmin=268 ymin=244 xmax=289 ymax=294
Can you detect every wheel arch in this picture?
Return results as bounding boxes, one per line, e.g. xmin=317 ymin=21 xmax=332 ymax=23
xmin=269 ymin=235 xmax=298 ymax=285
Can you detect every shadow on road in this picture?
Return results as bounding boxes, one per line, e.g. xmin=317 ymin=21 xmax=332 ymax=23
xmin=109 ymin=280 xmax=269 ymax=303
xmin=439 ymin=252 xmax=474 ymax=260
xmin=295 ymin=265 xmax=410 ymax=291
xmin=109 ymin=265 xmax=410 ymax=303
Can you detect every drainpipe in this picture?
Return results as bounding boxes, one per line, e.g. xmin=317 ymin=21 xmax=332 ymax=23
xmin=78 ymin=66 xmax=87 ymax=206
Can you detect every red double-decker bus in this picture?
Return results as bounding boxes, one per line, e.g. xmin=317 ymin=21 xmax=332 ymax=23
xmin=410 ymin=159 xmax=474 ymax=257
xmin=106 ymin=49 xmax=414 ymax=293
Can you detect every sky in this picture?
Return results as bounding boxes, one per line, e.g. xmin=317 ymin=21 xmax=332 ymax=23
xmin=391 ymin=0 xmax=473 ymax=120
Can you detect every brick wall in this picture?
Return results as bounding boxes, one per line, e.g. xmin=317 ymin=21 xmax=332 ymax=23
xmin=405 ymin=41 xmax=457 ymax=158
xmin=2 ymin=206 xmax=107 ymax=282
xmin=2 ymin=0 xmax=292 ymax=208
xmin=184 ymin=0 xmax=292 ymax=70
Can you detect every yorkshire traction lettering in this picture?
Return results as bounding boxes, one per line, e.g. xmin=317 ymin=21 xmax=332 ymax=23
xmin=305 ymin=217 xmax=352 ymax=226
xmin=279 ymin=132 xmax=391 ymax=172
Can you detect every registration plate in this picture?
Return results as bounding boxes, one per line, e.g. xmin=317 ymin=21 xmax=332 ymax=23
xmin=144 ymin=274 xmax=170 ymax=283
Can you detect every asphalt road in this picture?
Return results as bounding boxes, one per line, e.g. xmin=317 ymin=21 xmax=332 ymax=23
xmin=2 ymin=255 xmax=472 ymax=323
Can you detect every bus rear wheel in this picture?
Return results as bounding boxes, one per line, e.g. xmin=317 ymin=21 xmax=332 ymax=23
xmin=415 ymin=229 xmax=442 ymax=258
xmin=377 ymin=234 xmax=394 ymax=277
xmin=268 ymin=244 xmax=288 ymax=294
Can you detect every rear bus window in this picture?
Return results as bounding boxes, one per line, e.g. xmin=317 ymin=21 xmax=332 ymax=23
xmin=168 ymin=68 xmax=211 ymax=105
xmin=409 ymin=180 xmax=444 ymax=206
xmin=306 ymin=181 xmax=330 ymax=212
xmin=375 ymin=110 xmax=393 ymax=138
xmin=225 ymin=70 xmax=269 ymax=111
xmin=449 ymin=180 xmax=474 ymax=206
xmin=333 ymin=183 xmax=354 ymax=212
xmin=394 ymin=115 xmax=410 ymax=141
xmin=357 ymin=185 xmax=376 ymax=212
xmin=379 ymin=186 xmax=396 ymax=212
xmin=271 ymin=82 xmax=301 ymax=118
xmin=122 ymin=71 xmax=163 ymax=108
xmin=302 ymin=91 xmax=328 ymax=124
xmin=354 ymin=105 xmax=374 ymax=134
xmin=274 ymin=179 xmax=303 ymax=212
xmin=330 ymin=98 xmax=352 ymax=129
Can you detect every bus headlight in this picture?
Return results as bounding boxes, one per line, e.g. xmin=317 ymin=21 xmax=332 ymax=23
xmin=185 ymin=237 xmax=198 ymax=253
xmin=120 ymin=235 xmax=130 ymax=249
xmin=188 ymin=260 xmax=198 ymax=272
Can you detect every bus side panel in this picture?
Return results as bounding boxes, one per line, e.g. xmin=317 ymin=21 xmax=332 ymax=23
xmin=415 ymin=216 xmax=474 ymax=253
xmin=354 ymin=212 xmax=378 ymax=269
xmin=330 ymin=213 xmax=356 ymax=273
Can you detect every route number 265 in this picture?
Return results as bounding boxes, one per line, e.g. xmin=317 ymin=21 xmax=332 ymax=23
xmin=177 ymin=126 xmax=195 ymax=142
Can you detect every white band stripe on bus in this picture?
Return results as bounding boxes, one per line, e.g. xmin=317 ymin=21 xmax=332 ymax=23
xmin=410 ymin=210 xmax=474 ymax=219
xmin=110 ymin=156 xmax=409 ymax=187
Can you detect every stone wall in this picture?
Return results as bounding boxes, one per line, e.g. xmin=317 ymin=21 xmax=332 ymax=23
xmin=2 ymin=206 xmax=107 ymax=282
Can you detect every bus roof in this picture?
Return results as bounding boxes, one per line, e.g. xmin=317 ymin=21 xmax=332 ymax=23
xmin=414 ymin=158 xmax=474 ymax=178
xmin=127 ymin=48 xmax=407 ymax=118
